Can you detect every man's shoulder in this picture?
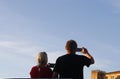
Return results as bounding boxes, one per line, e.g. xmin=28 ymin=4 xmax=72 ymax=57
xmin=58 ymin=54 xmax=67 ymax=58
xmin=76 ymin=54 xmax=86 ymax=57
xmin=76 ymin=54 xmax=89 ymax=59
xmin=56 ymin=54 xmax=68 ymax=60
xmin=58 ymin=54 xmax=85 ymax=58
xmin=57 ymin=54 xmax=87 ymax=61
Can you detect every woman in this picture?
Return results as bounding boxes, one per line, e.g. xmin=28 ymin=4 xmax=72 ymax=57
xmin=30 ymin=52 xmax=53 ymax=78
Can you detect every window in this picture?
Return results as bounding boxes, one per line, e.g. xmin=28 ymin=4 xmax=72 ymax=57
xmin=111 ymin=76 xmax=114 ymax=79
xmin=116 ymin=75 xmax=120 ymax=79
xmin=105 ymin=76 xmax=108 ymax=79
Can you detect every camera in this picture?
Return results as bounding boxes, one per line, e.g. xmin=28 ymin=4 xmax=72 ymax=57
xmin=48 ymin=63 xmax=55 ymax=68
xmin=76 ymin=48 xmax=82 ymax=52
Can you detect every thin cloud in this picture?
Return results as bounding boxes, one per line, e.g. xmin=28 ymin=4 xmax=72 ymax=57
xmin=101 ymin=0 xmax=120 ymax=13
xmin=92 ymin=59 xmax=111 ymax=70
xmin=108 ymin=0 xmax=120 ymax=13
xmin=0 ymin=41 xmax=18 ymax=48
xmin=108 ymin=0 xmax=120 ymax=8
xmin=90 ymin=39 xmax=120 ymax=72
xmin=0 ymin=40 xmax=42 ymax=58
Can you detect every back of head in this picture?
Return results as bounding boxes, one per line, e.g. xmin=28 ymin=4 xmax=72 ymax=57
xmin=37 ymin=52 xmax=48 ymax=67
xmin=65 ymin=40 xmax=77 ymax=53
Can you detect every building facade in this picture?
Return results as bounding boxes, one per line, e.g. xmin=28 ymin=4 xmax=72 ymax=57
xmin=106 ymin=71 xmax=120 ymax=79
xmin=91 ymin=70 xmax=120 ymax=79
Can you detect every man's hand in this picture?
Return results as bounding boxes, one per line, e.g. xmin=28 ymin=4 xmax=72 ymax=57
xmin=81 ymin=47 xmax=95 ymax=64
xmin=81 ymin=47 xmax=88 ymax=54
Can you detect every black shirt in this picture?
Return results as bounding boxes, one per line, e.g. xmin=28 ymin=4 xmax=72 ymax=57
xmin=53 ymin=54 xmax=91 ymax=79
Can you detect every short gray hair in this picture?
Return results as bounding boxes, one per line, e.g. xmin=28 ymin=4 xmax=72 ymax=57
xmin=37 ymin=52 xmax=48 ymax=67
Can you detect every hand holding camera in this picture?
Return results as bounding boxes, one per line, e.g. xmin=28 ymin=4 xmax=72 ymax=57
xmin=76 ymin=47 xmax=88 ymax=54
xmin=47 ymin=63 xmax=55 ymax=68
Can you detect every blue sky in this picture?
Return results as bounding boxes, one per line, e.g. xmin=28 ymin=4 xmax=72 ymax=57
xmin=0 ymin=0 xmax=120 ymax=79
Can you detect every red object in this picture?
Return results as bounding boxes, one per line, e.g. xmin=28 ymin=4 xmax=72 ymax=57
xmin=30 ymin=65 xmax=53 ymax=78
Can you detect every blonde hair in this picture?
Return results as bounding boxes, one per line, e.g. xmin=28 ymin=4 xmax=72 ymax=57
xmin=37 ymin=52 xmax=48 ymax=67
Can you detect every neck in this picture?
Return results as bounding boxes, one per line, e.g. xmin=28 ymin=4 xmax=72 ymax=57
xmin=37 ymin=64 xmax=47 ymax=68
xmin=67 ymin=50 xmax=75 ymax=54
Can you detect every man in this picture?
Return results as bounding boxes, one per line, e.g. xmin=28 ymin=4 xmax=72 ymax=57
xmin=52 ymin=40 xmax=95 ymax=79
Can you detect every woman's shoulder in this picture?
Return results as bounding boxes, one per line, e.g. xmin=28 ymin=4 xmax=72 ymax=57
xmin=31 ymin=65 xmax=38 ymax=69
xmin=43 ymin=66 xmax=52 ymax=70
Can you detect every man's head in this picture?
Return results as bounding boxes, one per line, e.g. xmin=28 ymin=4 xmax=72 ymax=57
xmin=65 ymin=40 xmax=77 ymax=54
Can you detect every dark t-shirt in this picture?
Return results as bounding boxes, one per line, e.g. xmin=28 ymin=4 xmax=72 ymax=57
xmin=53 ymin=54 xmax=91 ymax=79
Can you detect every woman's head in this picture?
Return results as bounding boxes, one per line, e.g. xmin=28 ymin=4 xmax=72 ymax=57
xmin=65 ymin=40 xmax=77 ymax=53
xmin=37 ymin=52 xmax=48 ymax=67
